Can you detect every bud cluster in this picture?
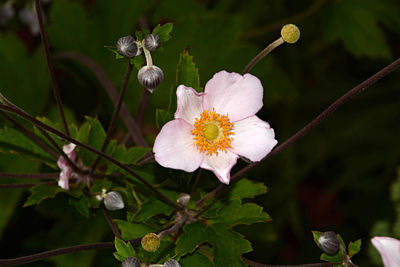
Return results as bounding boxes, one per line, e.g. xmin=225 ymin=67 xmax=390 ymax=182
xmin=116 ymin=32 xmax=164 ymax=93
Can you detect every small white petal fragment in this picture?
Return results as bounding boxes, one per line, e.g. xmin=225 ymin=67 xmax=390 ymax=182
xmin=104 ymin=191 xmax=125 ymax=211
xmin=371 ymin=236 xmax=400 ymax=267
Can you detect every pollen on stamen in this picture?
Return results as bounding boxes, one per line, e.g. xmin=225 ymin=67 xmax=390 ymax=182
xmin=191 ymin=109 xmax=234 ymax=156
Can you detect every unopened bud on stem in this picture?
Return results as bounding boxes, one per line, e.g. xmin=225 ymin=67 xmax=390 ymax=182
xmin=122 ymin=257 xmax=140 ymax=267
xmin=104 ymin=191 xmax=125 ymax=211
xmin=318 ymin=231 xmax=340 ymax=255
xmin=138 ymin=66 xmax=164 ymax=93
xmin=144 ymin=34 xmax=161 ymax=51
xmin=117 ymin=36 xmax=139 ymax=58
xmin=164 ymin=259 xmax=181 ymax=267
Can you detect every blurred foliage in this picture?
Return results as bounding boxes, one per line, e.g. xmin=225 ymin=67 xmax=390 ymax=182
xmin=0 ymin=0 xmax=400 ymax=266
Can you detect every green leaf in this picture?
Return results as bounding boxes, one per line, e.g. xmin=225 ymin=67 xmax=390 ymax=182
xmin=105 ymin=46 xmax=124 ymax=59
xmin=23 ymin=184 xmax=62 ymax=207
xmin=0 ymin=126 xmax=54 ymax=163
xmin=107 ymin=145 xmax=151 ymax=173
xmin=228 ymin=178 xmax=268 ymax=200
xmin=152 ymin=23 xmax=173 ymax=43
xmin=69 ymin=195 xmax=90 ymax=218
xmin=132 ymin=55 xmax=144 ymax=70
xmin=320 ymin=252 xmax=343 ymax=264
xmin=348 ymin=239 xmax=361 ymax=258
xmin=175 ymin=221 xmax=251 ymax=266
xmin=214 ymin=199 xmax=270 ymax=227
xmin=115 ymin=220 xmax=156 ymax=240
xmin=156 ymin=108 xmax=174 ymax=129
xmin=176 ymin=50 xmax=201 ymax=92
xmin=114 ymin=237 xmax=135 ymax=262
xmin=133 ymin=196 xmax=175 ymax=223
xmin=180 ymin=250 xmax=213 ymax=267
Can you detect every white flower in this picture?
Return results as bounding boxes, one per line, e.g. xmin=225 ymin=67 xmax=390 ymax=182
xmin=371 ymin=236 xmax=400 ymax=267
xmin=153 ymin=71 xmax=277 ymax=184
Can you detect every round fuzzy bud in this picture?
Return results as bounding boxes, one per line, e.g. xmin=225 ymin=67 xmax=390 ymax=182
xmin=122 ymin=257 xmax=140 ymax=267
xmin=318 ymin=231 xmax=340 ymax=255
xmin=144 ymin=34 xmax=161 ymax=51
xmin=164 ymin=259 xmax=181 ymax=267
xmin=141 ymin=233 xmax=160 ymax=252
xmin=281 ymin=24 xmax=300 ymax=44
xmin=137 ymin=65 xmax=164 ymax=93
xmin=177 ymin=193 xmax=190 ymax=207
xmin=104 ymin=191 xmax=125 ymax=211
xmin=117 ymin=36 xmax=138 ymax=58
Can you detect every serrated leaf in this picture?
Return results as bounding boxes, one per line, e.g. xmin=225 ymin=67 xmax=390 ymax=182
xmin=69 ymin=194 xmax=90 ymax=217
xmin=176 ymin=50 xmax=201 ymax=92
xmin=152 ymin=23 xmax=173 ymax=43
xmin=115 ymin=220 xmax=156 ymax=240
xmin=133 ymin=196 xmax=175 ymax=223
xmin=214 ymin=199 xmax=270 ymax=227
xmin=228 ymin=178 xmax=267 ymax=200
xmin=175 ymin=221 xmax=251 ymax=266
xmin=180 ymin=250 xmax=214 ymax=267
xmin=348 ymin=239 xmax=361 ymax=258
xmin=156 ymin=108 xmax=174 ymax=129
xmin=114 ymin=237 xmax=135 ymax=262
xmin=23 ymin=184 xmax=62 ymax=207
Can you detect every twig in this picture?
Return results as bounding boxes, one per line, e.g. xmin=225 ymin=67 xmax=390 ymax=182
xmin=53 ymin=52 xmax=148 ymax=147
xmin=0 ymin=104 xmax=182 ymax=210
xmin=102 ymin=207 xmax=121 ymax=238
xmin=0 ymin=181 xmax=57 ymax=188
xmin=34 ymin=0 xmax=69 ymax=136
xmin=91 ymin=61 xmax=133 ymax=171
xmin=241 ymin=0 xmax=327 ymax=39
xmin=0 ymin=242 xmax=114 ymax=266
xmin=197 ymin=56 xmax=400 ymax=208
xmin=136 ymin=89 xmax=151 ymax=126
xmin=0 ymin=110 xmax=58 ymax=159
xmin=0 ymin=172 xmax=59 ymax=179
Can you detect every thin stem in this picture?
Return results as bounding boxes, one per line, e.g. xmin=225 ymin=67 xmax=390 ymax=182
xmin=242 ymin=37 xmax=284 ymax=74
xmin=0 ymin=172 xmax=59 ymax=179
xmin=143 ymin=47 xmax=153 ymax=67
xmin=102 ymin=207 xmax=121 ymax=238
xmin=53 ymin=52 xmax=148 ymax=147
xmin=198 ymin=56 xmax=400 ymax=209
xmin=90 ymin=61 xmax=133 ymax=171
xmin=136 ymin=89 xmax=150 ymax=126
xmin=0 ymin=104 xmax=182 ymax=210
xmin=34 ymin=0 xmax=69 ymax=136
xmin=190 ymin=169 xmax=202 ymax=198
xmin=0 ymin=110 xmax=58 ymax=159
xmin=0 ymin=181 xmax=57 ymax=188
xmin=0 ymin=242 xmax=114 ymax=266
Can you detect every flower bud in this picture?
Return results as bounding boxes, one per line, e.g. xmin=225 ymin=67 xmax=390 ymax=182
xmin=104 ymin=191 xmax=125 ymax=211
xmin=177 ymin=193 xmax=190 ymax=207
xmin=122 ymin=257 xmax=140 ymax=267
xmin=164 ymin=259 xmax=181 ymax=267
xmin=280 ymin=24 xmax=300 ymax=44
xmin=117 ymin=36 xmax=138 ymax=58
xmin=318 ymin=231 xmax=340 ymax=255
xmin=137 ymin=65 xmax=164 ymax=93
xmin=141 ymin=233 xmax=160 ymax=252
xmin=144 ymin=34 xmax=161 ymax=51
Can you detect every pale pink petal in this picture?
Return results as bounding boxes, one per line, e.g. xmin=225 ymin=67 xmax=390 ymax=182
xmin=57 ymin=156 xmax=68 ymax=170
xmin=371 ymin=236 xmax=400 ymax=267
xmin=203 ymin=71 xmax=263 ymax=122
xmin=154 ymin=119 xmax=203 ymax=172
xmin=200 ymin=150 xmax=238 ymax=184
xmin=230 ymin=115 xmax=277 ymax=162
xmin=175 ymin=85 xmax=204 ymax=125
xmin=58 ymin=170 xmax=69 ymax=190
xmin=63 ymin=143 xmax=76 ymax=154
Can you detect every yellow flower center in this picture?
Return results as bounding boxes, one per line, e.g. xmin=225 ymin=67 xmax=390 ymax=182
xmin=191 ymin=109 xmax=234 ymax=156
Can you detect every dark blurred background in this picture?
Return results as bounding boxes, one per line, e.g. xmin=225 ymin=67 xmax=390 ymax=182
xmin=0 ymin=0 xmax=400 ymax=266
